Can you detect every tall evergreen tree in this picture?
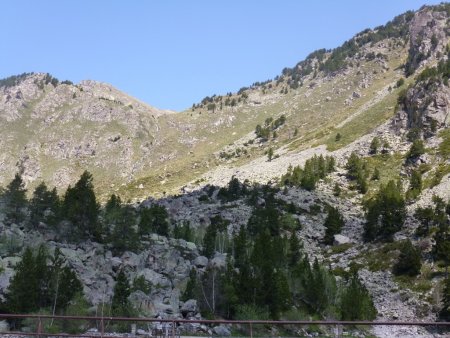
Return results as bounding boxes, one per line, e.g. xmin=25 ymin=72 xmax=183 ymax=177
xmin=109 ymin=205 xmax=139 ymax=255
xmin=287 ymin=232 xmax=302 ymax=268
xmin=340 ymin=274 xmax=377 ymax=320
xmin=6 ymin=247 xmax=39 ymax=313
xmin=439 ymin=277 xmax=450 ymax=320
xmin=138 ymin=205 xmax=169 ymax=236
xmin=4 ymin=173 xmax=27 ymax=224
xmin=202 ymin=223 xmax=217 ymax=259
xmin=393 ymin=240 xmax=422 ymax=276
xmin=29 ymin=182 xmax=60 ymax=228
xmin=112 ymin=270 xmax=133 ymax=317
xmin=63 ymin=171 xmax=100 ymax=241
xmin=363 ymin=180 xmax=406 ymax=242
xmin=323 ymin=206 xmax=345 ymax=245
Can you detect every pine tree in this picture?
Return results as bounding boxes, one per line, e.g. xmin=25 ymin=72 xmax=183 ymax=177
xmin=363 ymin=180 xmax=406 ymax=242
xmin=182 ymin=268 xmax=198 ymax=301
xmin=202 ymin=223 xmax=217 ymax=258
xmin=345 ymin=152 xmax=364 ymax=180
xmin=414 ymin=206 xmax=435 ymax=236
xmin=233 ymin=226 xmax=249 ymax=269
xmin=4 ymin=173 xmax=27 ymax=224
xmin=369 ymin=137 xmax=380 ymax=155
xmin=112 ymin=270 xmax=133 ymax=317
xmin=138 ymin=205 xmax=169 ymax=236
xmin=110 ymin=205 xmax=139 ymax=255
xmin=29 ymin=182 xmax=60 ymax=228
xmin=6 ymin=247 xmax=39 ymax=313
xmin=323 ymin=206 xmax=345 ymax=245
xmin=407 ymin=169 xmax=422 ymax=200
xmin=287 ymin=232 xmax=302 ymax=268
xmin=407 ymin=139 xmax=425 ymax=160
xmin=340 ymin=273 xmax=377 ymax=320
xmin=393 ymin=240 xmax=422 ymax=276
xmin=63 ymin=171 xmax=100 ymax=241
xmin=103 ymin=194 xmax=123 ymax=226
xmin=439 ymin=277 xmax=450 ymax=320
xmin=434 ymin=221 xmax=450 ymax=276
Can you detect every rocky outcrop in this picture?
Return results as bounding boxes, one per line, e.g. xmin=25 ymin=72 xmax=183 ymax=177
xmin=395 ymin=83 xmax=450 ymax=137
xmin=406 ymin=5 xmax=449 ymax=75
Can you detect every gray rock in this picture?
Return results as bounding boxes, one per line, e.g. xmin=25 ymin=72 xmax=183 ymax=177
xmin=193 ymin=256 xmax=208 ymax=268
xmin=137 ymin=268 xmax=171 ymax=288
xmin=213 ymin=325 xmax=231 ymax=336
xmin=210 ymin=253 xmax=226 ymax=269
xmin=181 ymin=299 xmax=198 ymax=315
xmin=0 ymin=320 xmax=9 ymax=332
xmin=333 ymin=234 xmax=351 ymax=246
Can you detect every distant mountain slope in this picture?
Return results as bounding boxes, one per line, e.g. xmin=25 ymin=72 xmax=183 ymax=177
xmin=0 ymin=4 xmax=448 ymax=201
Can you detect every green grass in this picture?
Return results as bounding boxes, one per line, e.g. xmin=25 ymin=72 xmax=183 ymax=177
xmin=330 ymin=243 xmax=354 ymax=255
xmin=363 ymin=152 xmax=404 ymax=200
xmin=362 ymin=241 xmax=404 ymax=272
xmin=324 ymin=91 xmax=398 ymax=151
xmin=438 ymin=129 xmax=450 ymax=158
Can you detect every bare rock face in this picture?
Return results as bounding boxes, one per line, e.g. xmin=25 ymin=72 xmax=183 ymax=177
xmin=406 ymin=6 xmax=449 ymax=74
xmin=0 ymin=73 xmax=174 ymax=192
xmin=403 ymin=83 xmax=450 ymax=137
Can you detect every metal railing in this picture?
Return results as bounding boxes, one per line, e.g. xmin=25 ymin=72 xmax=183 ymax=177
xmin=0 ymin=313 xmax=449 ymax=338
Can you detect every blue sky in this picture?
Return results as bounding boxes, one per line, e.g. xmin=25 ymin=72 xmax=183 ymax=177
xmin=1 ymin=0 xmax=442 ymax=111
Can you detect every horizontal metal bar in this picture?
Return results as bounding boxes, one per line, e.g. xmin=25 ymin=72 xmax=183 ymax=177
xmin=0 ymin=313 xmax=449 ymax=327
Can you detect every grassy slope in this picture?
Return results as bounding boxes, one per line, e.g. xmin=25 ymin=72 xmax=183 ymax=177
xmin=118 ymin=40 xmax=408 ymax=200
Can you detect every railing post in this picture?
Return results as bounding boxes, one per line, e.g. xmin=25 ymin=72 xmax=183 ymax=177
xmin=37 ymin=316 xmax=42 ymax=338
xmin=172 ymin=320 xmax=176 ymax=338
xmin=100 ymin=316 xmax=104 ymax=338
xmin=249 ymin=322 xmax=253 ymax=338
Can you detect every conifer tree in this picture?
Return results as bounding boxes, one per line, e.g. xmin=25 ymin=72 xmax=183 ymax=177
xmin=138 ymin=205 xmax=169 ymax=236
xmin=6 ymin=247 xmax=39 ymax=313
xmin=182 ymin=268 xmax=198 ymax=301
xmin=63 ymin=171 xmax=100 ymax=241
xmin=4 ymin=173 xmax=27 ymax=224
xmin=112 ymin=270 xmax=133 ymax=317
xmin=340 ymin=273 xmax=377 ymax=320
xmin=393 ymin=240 xmax=422 ymax=276
xmin=407 ymin=139 xmax=425 ymax=160
xmin=369 ymin=137 xmax=380 ymax=155
xmin=407 ymin=169 xmax=422 ymax=200
xmin=202 ymin=223 xmax=217 ymax=259
xmin=103 ymin=194 xmax=123 ymax=226
xmin=287 ymin=232 xmax=302 ymax=268
xmin=439 ymin=277 xmax=450 ymax=320
xmin=363 ymin=180 xmax=406 ymax=242
xmin=323 ymin=206 xmax=345 ymax=245
xmin=29 ymin=182 xmax=60 ymax=227
xmin=110 ymin=205 xmax=139 ymax=255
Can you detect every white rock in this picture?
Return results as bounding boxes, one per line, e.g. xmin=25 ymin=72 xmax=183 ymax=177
xmin=193 ymin=256 xmax=208 ymax=268
xmin=333 ymin=234 xmax=351 ymax=246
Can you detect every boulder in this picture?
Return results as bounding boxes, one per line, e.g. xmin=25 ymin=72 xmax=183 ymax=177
xmin=137 ymin=268 xmax=171 ymax=288
xmin=181 ymin=299 xmax=198 ymax=316
xmin=333 ymin=234 xmax=351 ymax=246
xmin=210 ymin=253 xmax=226 ymax=269
xmin=0 ymin=320 xmax=9 ymax=332
xmin=213 ymin=325 xmax=231 ymax=337
xmin=193 ymin=256 xmax=208 ymax=268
